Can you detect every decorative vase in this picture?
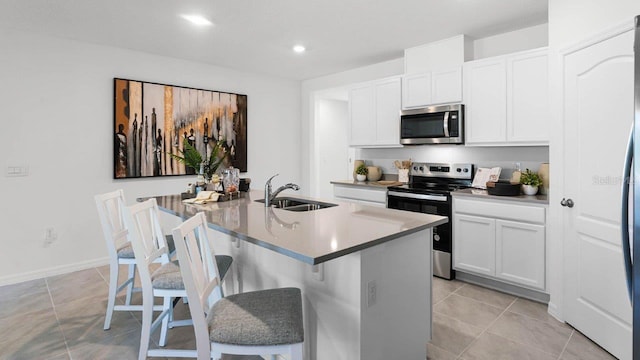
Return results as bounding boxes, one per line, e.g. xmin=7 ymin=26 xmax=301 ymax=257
xmin=398 ymin=169 xmax=409 ymax=183
xmin=367 ymin=166 xmax=382 ymax=181
xmin=356 ymin=174 xmax=367 ymax=182
xmin=538 ymin=163 xmax=549 ymax=195
xmin=522 ymin=185 xmax=538 ymax=196
xmin=353 ymin=160 xmax=365 ymax=181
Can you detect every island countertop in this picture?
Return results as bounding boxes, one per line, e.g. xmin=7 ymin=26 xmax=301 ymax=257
xmin=147 ymin=190 xmax=447 ymax=265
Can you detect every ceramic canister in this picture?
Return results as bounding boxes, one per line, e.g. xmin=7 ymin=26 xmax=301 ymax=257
xmin=538 ymin=163 xmax=549 ymax=195
xmin=367 ymin=166 xmax=382 ymax=181
xmin=353 ymin=160 xmax=365 ymax=181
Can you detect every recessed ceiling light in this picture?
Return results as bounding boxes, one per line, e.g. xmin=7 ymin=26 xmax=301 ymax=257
xmin=181 ymin=14 xmax=213 ymax=26
xmin=293 ymin=45 xmax=306 ymax=53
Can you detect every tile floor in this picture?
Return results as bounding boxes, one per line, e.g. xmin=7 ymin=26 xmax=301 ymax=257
xmin=0 ymin=266 xmax=618 ymax=360
xmin=429 ymin=277 xmax=617 ymax=360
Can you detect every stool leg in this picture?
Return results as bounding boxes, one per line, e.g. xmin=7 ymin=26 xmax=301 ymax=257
xmin=159 ymin=296 xmax=171 ymax=346
xmin=103 ymin=262 xmax=118 ymax=330
xmin=125 ymin=263 xmax=136 ymax=305
xmin=138 ymin=289 xmax=153 ymax=360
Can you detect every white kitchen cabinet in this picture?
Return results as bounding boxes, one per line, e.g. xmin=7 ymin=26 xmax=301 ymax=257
xmin=349 ymin=77 xmax=401 ymax=147
xmin=453 ymin=196 xmax=547 ymax=291
xmin=495 ymin=219 xmax=545 ymax=289
xmin=453 ymin=214 xmax=495 ymax=277
xmin=464 ymin=47 xmax=549 ymax=146
xmin=402 ymin=67 xmax=462 ymax=109
xmin=333 ymin=184 xmax=387 ymax=207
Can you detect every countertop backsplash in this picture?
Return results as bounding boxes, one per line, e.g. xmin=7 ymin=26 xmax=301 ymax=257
xmin=356 ymin=145 xmax=549 ymax=181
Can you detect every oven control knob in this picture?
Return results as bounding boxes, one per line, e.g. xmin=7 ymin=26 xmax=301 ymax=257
xmin=413 ymin=166 xmax=418 ymax=171
xmin=434 ymin=234 xmax=441 ymax=241
xmin=463 ymin=168 xmax=469 ymax=173
xmin=456 ymin=168 xmax=461 ymax=172
xmin=419 ymin=166 xmax=424 ymax=171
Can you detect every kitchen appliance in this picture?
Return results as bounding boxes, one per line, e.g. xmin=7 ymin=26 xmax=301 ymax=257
xmin=622 ymin=15 xmax=640 ymax=360
xmin=400 ymin=104 xmax=464 ymax=145
xmin=387 ymin=162 xmax=473 ymax=279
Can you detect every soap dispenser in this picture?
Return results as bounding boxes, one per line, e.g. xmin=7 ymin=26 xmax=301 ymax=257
xmin=510 ymin=162 xmax=522 ymax=184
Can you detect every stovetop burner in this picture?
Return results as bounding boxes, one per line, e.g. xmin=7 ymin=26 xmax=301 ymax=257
xmin=388 ymin=162 xmax=474 ymax=195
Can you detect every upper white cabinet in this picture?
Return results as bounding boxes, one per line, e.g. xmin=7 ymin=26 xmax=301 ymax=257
xmin=402 ymin=67 xmax=462 ymax=109
xmin=349 ymin=76 xmax=402 ymax=147
xmin=464 ymin=47 xmax=549 ymax=146
xmin=402 ymin=35 xmax=470 ymax=109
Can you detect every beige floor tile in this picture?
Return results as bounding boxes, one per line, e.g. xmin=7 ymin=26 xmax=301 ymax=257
xmin=427 ymin=343 xmax=458 ymax=360
xmin=560 ymin=330 xmax=617 ymax=360
xmin=487 ymin=311 xmax=572 ymax=356
xmin=0 ymin=309 xmax=68 ymax=360
xmin=47 ymin=268 xmax=109 ymax=306
xmin=454 ymin=283 xmax=516 ymax=310
xmin=460 ymin=332 xmax=556 ymax=360
xmin=430 ymin=312 xmax=483 ymax=356
xmin=434 ymin=293 xmax=503 ymax=329
xmin=433 ymin=277 xmax=465 ymax=294
xmin=67 ymin=329 xmax=141 ymax=360
xmin=507 ymin=298 xmax=571 ymax=330
xmin=45 ymin=353 xmax=72 ymax=360
xmin=56 ymin=296 xmax=140 ymax=347
xmin=0 ymin=285 xmax=54 ymax=320
xmin=0 ymin=278 xmax=47 ymax=301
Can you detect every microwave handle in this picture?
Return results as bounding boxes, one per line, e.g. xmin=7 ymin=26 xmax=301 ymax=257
xmin=443 ymin=111 xmax=450 ymax=137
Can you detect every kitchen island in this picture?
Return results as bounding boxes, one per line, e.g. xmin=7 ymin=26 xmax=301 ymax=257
xmin=150 ymin=190 xmax=447 ymax=360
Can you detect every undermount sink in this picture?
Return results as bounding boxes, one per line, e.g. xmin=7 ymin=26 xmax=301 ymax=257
xmin=256 ymin=197 xmax=338 ymax=212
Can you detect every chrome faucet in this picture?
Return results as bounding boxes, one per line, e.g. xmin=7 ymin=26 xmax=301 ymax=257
xmin=264 ymin=174 xmax=300 ymax=207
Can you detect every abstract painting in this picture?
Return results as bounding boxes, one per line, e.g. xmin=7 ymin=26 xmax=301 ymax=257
xmin=113 ymin=78 xmax=247 ymax=179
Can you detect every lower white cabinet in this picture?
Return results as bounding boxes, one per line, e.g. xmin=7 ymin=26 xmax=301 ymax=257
xmin=453 ymin=197 xmax=547 ymax=291
xmin=333 ymin=184 xmax=387 ymax=207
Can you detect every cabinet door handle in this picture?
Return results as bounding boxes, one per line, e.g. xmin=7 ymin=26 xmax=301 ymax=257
xmin=560 ymin=198 xmax=574 ymax=208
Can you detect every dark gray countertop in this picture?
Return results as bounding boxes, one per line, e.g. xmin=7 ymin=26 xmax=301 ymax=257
xmin=145 ymin=190 xmax=447 ymax=265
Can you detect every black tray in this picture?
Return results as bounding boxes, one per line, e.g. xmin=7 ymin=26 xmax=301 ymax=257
xmin=486 ymin=181 xmax=520 ymax=196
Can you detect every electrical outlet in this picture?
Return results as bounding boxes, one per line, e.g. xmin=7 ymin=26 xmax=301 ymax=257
xmin=44 ymin=227 xmax=57 ymax=247
xmin=367 ymin=280 xmax=377 ymax=307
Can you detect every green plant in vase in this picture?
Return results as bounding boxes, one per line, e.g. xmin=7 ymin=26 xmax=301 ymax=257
xmin=520 ymin=169 xmax=542 ymax=195
xmin=170 ymin=139 xmax=228 ymax=185
xmin=355 ymin=164 xmax=368 ymax=182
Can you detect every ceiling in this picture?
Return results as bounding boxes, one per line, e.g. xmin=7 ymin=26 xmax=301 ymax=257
xmin=0 ymin=0 xmax=548 ymax=80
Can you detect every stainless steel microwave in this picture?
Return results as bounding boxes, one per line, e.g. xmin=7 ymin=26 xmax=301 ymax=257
xmin=400 ymin=104 xmax=464 ymax=145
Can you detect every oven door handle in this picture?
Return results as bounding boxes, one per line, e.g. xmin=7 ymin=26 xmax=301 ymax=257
xmin=388 ymin=191 xmax=449 ymax=202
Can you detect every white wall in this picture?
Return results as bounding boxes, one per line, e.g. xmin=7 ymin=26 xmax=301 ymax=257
xmin=0 ymin=29 xmax=301 ymax=285
xmin=315 ymin=99 xmax=349 ymax=198
xmin=473 ymin=23 xmax=548 ymax=59
xmin=300 ymin=58 xmax=405 ymax=193
xmin=546 ymin=0 xmax=640 ymax=321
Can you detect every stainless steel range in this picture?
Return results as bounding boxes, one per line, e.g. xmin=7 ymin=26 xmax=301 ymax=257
xmin=387 ymin=162 xmax=474 ymax=279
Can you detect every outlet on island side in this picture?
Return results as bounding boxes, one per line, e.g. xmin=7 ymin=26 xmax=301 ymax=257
xmin=367 ymin=280 xmax=377 ymax=307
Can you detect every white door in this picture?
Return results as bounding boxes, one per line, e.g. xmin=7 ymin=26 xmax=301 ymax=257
xmin=453 ymin=214 xmax=495 ymax=276
xmin=431 ymin=67 xmax=462 ymax=105
xmin=402 ymin=73 xmax=432 ymax=109
xmin=563 ymin=27 xmax=633 ymax=360
xmin=348 ymin=84 xmax=375 ymax=146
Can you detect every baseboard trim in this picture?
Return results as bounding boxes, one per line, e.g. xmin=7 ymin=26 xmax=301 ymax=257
xmin=456 ymin=271 xmax=550 ymax=303
xmin=0 ymin=257 xmax=110 ymax=287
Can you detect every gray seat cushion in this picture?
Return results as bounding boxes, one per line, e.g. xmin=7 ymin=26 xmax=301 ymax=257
xmin=207 ymin=287 xmax=304 ymax=346
xmin=116 ymin=243 xmax=135 ymax=259
xmin=152 ymin=261 xmax=184 ymax=290
xmin=152 ymin=255 xmax=233 ymax=290
xmin=117 ymin=235 xmax=175 ymax=259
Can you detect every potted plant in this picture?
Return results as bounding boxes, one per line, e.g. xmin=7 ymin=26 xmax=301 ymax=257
xmin=355 ymin=164 xmax=368 ymax=182
xmin=170 ymin=139 xmax=228 ymax=186
xmin=520 ymin=169 xmax=542 ymax=195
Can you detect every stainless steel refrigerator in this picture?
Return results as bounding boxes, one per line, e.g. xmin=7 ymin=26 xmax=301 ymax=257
xmin=622 ymin=14 xmax=640 ymax=360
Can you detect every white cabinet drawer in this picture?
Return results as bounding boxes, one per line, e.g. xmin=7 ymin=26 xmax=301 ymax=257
xmin=333 ymin=185 xmax=387 ymax=204
xmin=454 ymin=198 xmax=545 ymax=224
